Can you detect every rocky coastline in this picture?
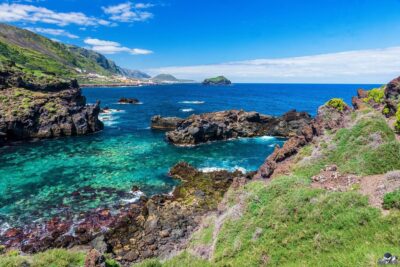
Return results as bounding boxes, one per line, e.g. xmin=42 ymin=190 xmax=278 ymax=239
xmin=0 ymin=70 xmax=103 ymax=146
xmin=0 ymin=162 xmax=246 ymax=265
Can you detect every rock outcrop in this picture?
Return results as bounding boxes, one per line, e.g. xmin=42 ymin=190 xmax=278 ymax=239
xmin=202 ymin=76 xmax=231 ymax=85
xmin=314 ymin=101 xmax=351 ymax=131
xmin=0 ymin=70 xmax=103 ymax=146
xmin=166 ymin=109 xmax=312 ymax=146
xmin=118 ymin=97 xmax=140 ymax=104
xmin=151 ymin=115 xmax=184 ymax=131
xmin=384 ymin=76 xmax=400 ymax=116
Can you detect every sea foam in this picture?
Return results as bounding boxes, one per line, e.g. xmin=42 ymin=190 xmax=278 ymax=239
xmin=180 ymin=108 xmax=195 ymax=112
xmin=179 ymin=101 xmax=205 ymax=104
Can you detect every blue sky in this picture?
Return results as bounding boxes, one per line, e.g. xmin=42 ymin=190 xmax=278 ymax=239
xmin=1 ymin=0 xmax=400 ymax=82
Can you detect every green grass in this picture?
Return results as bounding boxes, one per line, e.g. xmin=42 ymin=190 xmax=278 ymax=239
xmin=209 ymin=178 xmax=400 ymax=267
xmin=190 ymin=217 xmax=215 ymax=246
xmin=0 ymin=249 xmax=85 ymax=267
xmin=383 ymin=190 xmax=400 ymax=210
xmin=132 ymin=252 xmax=211 ymax=267
xmin=294 ymin=111 xmax=400 ymax=177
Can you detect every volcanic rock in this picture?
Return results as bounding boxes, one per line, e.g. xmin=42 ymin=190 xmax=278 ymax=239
xmin=151 ymin=115 xmax=184 ymax=131
xmin=118 ymin=98 xmax=140 ymax=104
xmin=166 ymin=109 xmax=312 ymax=146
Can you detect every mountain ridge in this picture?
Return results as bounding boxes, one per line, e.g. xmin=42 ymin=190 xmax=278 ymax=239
xmin=0 ymin=23 xmax=150 ymax=83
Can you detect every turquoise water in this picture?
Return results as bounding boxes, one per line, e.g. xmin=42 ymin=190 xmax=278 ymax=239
xmin=0 ymin=83 xmax=378 ymax=229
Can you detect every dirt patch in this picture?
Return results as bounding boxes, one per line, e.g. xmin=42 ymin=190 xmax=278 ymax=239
xmin=311 ymin=167 xmax=400 ymax=211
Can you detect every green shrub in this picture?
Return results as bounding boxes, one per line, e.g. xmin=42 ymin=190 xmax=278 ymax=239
xmin=325 ymin=98 xmax=346 ymax=111
xmin=383 ymin=106 xmax=390 ymax=115
xmin=394 ymin=103 xmax=400 ymax=133
xmin=383 ymin=190 xmax=400 ymax=209
xmin=363 ymin=87 xmax=385 ymax=104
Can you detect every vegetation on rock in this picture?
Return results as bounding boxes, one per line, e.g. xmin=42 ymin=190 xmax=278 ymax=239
xmin=202 ymin=76 xmax=231 ymax=85
xmin=363 ymin=87 xmax=385 ymax=104
xmin=325 ymin=98 xmax=347 ymax=111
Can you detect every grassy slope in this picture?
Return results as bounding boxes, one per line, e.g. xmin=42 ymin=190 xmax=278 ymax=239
xmin=0 ymin=23 xmax=120 ymax=80
xmin=134 ymin=109 xmax=400 ymax=267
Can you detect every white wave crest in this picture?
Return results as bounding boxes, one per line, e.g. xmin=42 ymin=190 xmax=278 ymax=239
xmin=179 ymin=101 xmax=205 ymax=104
xmin=180 ymin=108 xmax=195 ymax=112
xmin=122 ymin=190 xmax=145 ymax=203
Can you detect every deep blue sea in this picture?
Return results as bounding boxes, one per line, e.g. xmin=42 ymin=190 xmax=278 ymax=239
xmin=0 ymin=83 xmax=379 ymax=229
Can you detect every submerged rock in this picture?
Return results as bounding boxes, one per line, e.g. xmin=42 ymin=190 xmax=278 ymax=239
xmin=166 ymin=109 xmax=312 ymax=146
xmin=0 ymin=70 xmax=103 ymax=146
xmin=151 ymin=115 xmax=184 ymax=131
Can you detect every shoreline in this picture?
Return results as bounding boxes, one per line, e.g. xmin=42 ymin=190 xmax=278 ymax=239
xmin=80 ymin=82 xmax=199 ymax=88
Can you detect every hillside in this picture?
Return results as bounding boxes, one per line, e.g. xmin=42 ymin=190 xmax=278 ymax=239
xmin=0 ymin=23 xmax=149 ymax=84
xmin=151 ymin=73 xmax=194 ymax=83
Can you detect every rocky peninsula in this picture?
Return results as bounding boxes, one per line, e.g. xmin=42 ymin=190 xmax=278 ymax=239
xmin=0 ymin=69 xmax=103 ymax=146
xmin=162 ymin=109 xmax=311 ymax=146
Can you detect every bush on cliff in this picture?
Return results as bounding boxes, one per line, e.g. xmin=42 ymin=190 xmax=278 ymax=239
xmin=363 ymin=87 xmax=385 ymax=104
xmin=325 ymin=98 xmax=346 ymax=111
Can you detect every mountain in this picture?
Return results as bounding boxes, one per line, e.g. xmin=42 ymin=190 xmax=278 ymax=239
xmin=151 ymin=73 xmax=193 ymax=83
xmin=0 ymin=23 xmax=147 ymax=84
xmin=119 ymin=68 xmax=151 ymax=79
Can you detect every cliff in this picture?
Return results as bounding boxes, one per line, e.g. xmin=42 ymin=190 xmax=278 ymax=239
xmin=0 ymin=69 xmax=103 ymax=146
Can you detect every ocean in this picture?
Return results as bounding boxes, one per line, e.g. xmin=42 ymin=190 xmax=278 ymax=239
xmin=0 ymin=83 xmax=379 ymax=230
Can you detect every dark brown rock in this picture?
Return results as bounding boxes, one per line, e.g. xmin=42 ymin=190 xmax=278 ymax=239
xmin=85 ymin=249 xmax=105 ymax=267
xmin=315 ymin=103 xmax=351 ymax=132
xmin=118 ymin=98 xmax=140 ymax=104
xmin=151 ymin=115 xmax=184 ymax=131
xmin=166 ymin=109 xmax=312 ymax=146
xmin=384 ymin=76 xmax=400 ymax=116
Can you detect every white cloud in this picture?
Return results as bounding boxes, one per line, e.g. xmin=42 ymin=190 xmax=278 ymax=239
xmin=102 ymin=2 xmax=153 ymax=23
xmin=84 ymin=38 xmax=153 ymax=55
xmin=131 ymin=48 xmax=153 ymax=55
xmin=147 ymin=46 xmax=400 ymax=83
xmin=135 ymin=3 xmax=154 ymax=9
xmin=84 ymin=38 xmax=120 ymax=47
xmin=25 ymin=27 xmax=79 ymax=39
xmin=0 ymin=3 xmax=111 ymax=26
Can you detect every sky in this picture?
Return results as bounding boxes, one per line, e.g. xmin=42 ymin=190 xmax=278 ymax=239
xmin=1 ymin=0 xmax=400 ymax=83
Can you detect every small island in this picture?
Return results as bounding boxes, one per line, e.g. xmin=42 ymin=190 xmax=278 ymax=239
xmin=202 ymin=75 xmax=231 ymax=85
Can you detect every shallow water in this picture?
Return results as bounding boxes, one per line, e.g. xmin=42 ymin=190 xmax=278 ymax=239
xmin=0 ymin=83 xmax=379 ymax=229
